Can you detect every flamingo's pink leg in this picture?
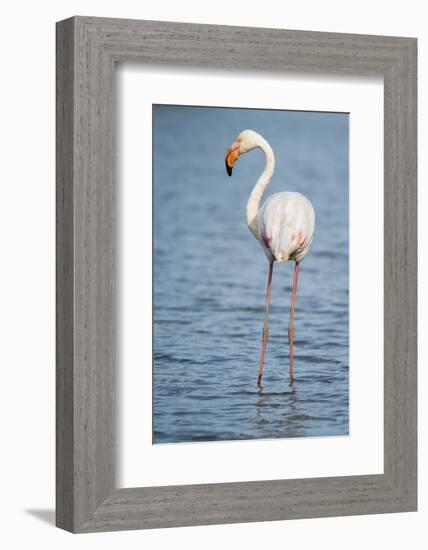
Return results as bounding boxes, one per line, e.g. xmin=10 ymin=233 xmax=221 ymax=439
xmin=288 ymin=261 xmax=300 ymax=384
xmin=257 ymin=261 xmax=274 ymax=387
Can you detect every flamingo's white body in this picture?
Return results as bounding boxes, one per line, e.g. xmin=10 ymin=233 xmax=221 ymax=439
xmin=257 ymin=192 xmax=315 ymax=264
xmin=225 ymin=129 xmax=315 ymax=387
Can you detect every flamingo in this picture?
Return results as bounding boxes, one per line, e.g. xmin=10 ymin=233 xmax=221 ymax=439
xmin=224 ymin=129 xmax=315 ymax=387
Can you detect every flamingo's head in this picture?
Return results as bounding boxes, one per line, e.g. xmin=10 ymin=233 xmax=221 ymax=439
xmin=224 ymin=129 xmax=261 ymax=176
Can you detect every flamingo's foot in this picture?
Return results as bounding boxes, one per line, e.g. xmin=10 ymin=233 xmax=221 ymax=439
xmin=257 ymin=373 xmax=264 ymax=388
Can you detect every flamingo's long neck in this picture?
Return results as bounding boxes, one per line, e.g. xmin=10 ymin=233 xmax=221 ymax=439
xmin=246 ymin=138 xmax=275 ymax=238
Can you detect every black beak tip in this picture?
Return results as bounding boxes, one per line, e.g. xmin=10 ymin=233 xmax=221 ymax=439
xmin=225 ymin=160 xmax=233 ymax=177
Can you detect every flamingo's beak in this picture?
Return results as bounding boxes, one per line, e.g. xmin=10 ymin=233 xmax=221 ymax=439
xmin=224 ymin=141 xmax=240 ymax=176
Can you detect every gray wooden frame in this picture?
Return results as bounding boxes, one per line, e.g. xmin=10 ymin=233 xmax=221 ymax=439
xmin=56 ymin=16 xmax=417 ymax=533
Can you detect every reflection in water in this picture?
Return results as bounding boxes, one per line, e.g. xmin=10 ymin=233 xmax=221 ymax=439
xmin=255 ymin=388 xmax=304 ymax=439
xmin=152 ymin=105 xmax=349 ymax=444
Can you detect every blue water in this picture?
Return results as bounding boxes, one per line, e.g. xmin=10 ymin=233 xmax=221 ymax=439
xmin=153 ymin=104 xmax=349 ymax=444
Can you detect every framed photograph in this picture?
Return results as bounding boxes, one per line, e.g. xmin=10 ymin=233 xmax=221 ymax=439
xmin=56 ymin=16 xmax=417 ymax=532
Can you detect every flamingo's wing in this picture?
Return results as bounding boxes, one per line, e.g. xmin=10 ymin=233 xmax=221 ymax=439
xmin=257 ymin=192 xmax=315 ymax=262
